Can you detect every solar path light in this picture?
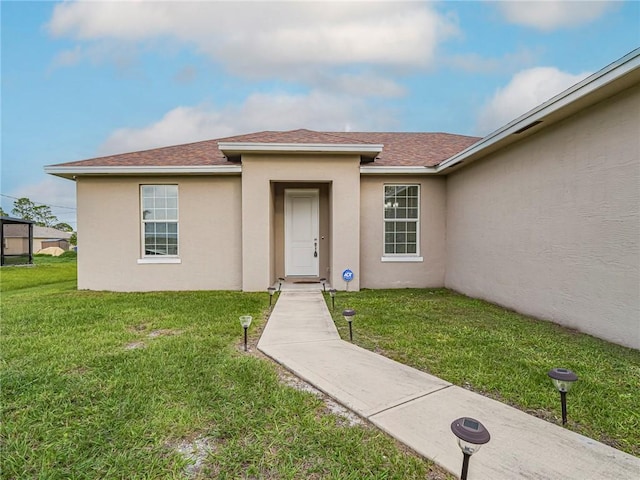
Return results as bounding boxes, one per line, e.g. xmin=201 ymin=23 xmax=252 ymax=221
xmin=278 ymin=277 xmax=285 ymax=292
xmin=329 ymin=289 xmax=337 ymax=310
xmin=342 ymin=309 xmax=355 ymax=342
xmin=548 ymin=368 xmax=578 ymax=425
xmin=268 ymin=287 xmax=276 ymax=306
xmin=451 ymin=417 xmax=490 ymax=480
xmin=239 ymin=315 xmax=252 ymax=352
xmin=320 ymin=277 xmax=327 ymax=292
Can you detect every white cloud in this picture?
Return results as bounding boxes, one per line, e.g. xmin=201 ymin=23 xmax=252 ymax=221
xmin=312 ymin=72 xmax=406 ymax=97
xmin=50 ymin=45 xmax=83 ymax=68
xmin=50 ymin=41 xmax=141 ymax=74
xmin=495 ymin=1 xmax=616 ymax=31
xmin=445 ymin=48 xmax=540 ymax=74
xmin=99 ymin=91 xmax=398 ymax=155
xmin=47 ymin=1 xmax=458 ymax=87
xmin=476 ymin=67 xmax=591 ymax=135
xmin=174 ymin=65 xmax=198 ymax=85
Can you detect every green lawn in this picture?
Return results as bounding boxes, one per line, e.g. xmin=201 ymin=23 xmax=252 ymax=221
xmin=1 ymin=257 xmax=446 ymax=479
xmin=327 ymin=289 xmax=640 ymax=457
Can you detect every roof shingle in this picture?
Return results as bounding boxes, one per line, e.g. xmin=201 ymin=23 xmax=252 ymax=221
xmin=49 ymin=129 xmax=480 ymax=169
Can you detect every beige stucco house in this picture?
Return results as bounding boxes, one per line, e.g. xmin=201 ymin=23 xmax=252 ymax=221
xmin=46 ymin=50 xmax=639 ymax=349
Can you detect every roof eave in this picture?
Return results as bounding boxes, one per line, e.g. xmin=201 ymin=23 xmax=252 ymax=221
xmin=218 ymin=142 xmax=383 ymax=156
xmin=360 ymin=166 xmax=439 ymax=175
xmin=44 ymin=165 xmax=243 ymax=180
xmin=1 ymin=216 xmax=36 ymax=224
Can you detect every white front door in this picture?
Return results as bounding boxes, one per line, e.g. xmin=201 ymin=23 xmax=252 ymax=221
xmin=285 ymin=189 xmax=319 ymax=276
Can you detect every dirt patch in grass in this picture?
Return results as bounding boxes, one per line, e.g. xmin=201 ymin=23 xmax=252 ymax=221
xmin=124 ymin=341 xmax=146 ymax=350
xmin=148 ymin=329 xmax=183 ymax=338
xmin=169 ymin=436 xmax=219 ymax=478
xmin=65 ymin=366 xmax=91 ymax=376
xmin=124 ymin=329 xmax=183 ymax=350
xmin=129 ymin=323 xmax=151 ymax=332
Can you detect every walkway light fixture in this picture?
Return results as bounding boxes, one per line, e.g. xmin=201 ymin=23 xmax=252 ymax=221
xmin=239 ymin=315 xmax=252 ymax=352
xmin=320 ymin=277 xmax=327 ymax=292
xmin=548 ymin=368 xmax=578 ymax=425
xmin=268 ymin=287 xmax=276 ymax=306
xmin=329 ymin=289 xmax=337 ymax=310
xmin=342 ymin=309 xmax=355 ymax=342
xmin=451 ymin=417 xmax=490 ymax=480
xmin=278 ymin=277 xmax=285 ymax=292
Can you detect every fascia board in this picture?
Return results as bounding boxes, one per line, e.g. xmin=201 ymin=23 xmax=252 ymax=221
xmin=218 ymin=142 xmax=383 ymax=154
xmin=360 ymin=166 xmax=438 ymax=175
xmin=437 ymin=48 xmax=640 ymax=172
xmin=44 ymin=165 xmax=242 ymax=179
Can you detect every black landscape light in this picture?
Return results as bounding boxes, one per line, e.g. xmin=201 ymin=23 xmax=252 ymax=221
xmin=342 ymin=309 xmax=355 ymax=342
xmin=329 ymin=289 xmax=337 ymax=310
xmin=278 ymin=277 xmax=285 ymax=292
xmin=320 ymin=277 xmax=327 ymax=292
xmin=268 ymin=287 xmax=276 ymax=306
xmin=239 ymin=315 xmax=252 ymax=352
xmin=548 ymin=368 xmax=578 ymax=425
xmin=451 ymin=417 xmax=490 ymax=480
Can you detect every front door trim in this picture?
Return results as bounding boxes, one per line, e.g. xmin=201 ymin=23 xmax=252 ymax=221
xmin=284 ymin=188 xmax=320 ymax=277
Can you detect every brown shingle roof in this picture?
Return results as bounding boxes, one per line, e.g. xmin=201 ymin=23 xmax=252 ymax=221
xmin=50 ymin=129 xmax=480 ymax=168
xmin=53 ymin=139 xmax=228 ymax=168
xmin=329 ymin=132 xmax=480 ymax=167
xmin=219 ymin=129 xmax=376 ymax=145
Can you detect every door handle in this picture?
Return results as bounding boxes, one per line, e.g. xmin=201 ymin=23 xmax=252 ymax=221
xmin=314 ymin=239 xmax=318 ymax=258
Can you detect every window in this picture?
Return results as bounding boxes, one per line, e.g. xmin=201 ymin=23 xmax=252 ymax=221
xmin=384 ymin=185 xmax=419 ymax=256
xmin=141 ymin=185 xmax=178 ymax=256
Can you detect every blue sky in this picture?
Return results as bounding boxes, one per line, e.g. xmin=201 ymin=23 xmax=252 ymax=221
xmin=2 ymin=1 xmax=638 ymax=228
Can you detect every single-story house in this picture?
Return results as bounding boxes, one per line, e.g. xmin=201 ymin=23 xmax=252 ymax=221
xmin=45 ymin=49 xmax=639 ymax=349
xmin=3 ymin=224 xmax=73 ymax=254
xmin=34 ymin=226 xmax=73 ymax=252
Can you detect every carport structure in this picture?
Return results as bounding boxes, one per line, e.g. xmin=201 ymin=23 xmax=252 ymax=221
xmin=1 ymin=216 xmax=34 ymax=266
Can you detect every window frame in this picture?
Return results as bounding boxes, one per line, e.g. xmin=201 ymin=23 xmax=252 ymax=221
xmin=139 ymin=184 xmax=180 ymax=261
xmin=381 ymin=184 xmax=423 ymax=262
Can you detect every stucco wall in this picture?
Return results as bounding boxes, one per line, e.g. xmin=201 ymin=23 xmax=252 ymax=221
xmin=76 ymin=176 xmax=242 ymax=291
xmin=241 ymin=154 xmax=361 ymax=291
xmin=445 ymin=85 xmax=640 ymax=349
xmin=360 ymin=176 xmax=447 ymax=289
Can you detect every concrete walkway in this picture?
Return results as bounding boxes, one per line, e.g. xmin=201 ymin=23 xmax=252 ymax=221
xmin=258 ymin=287 xmax=640 ymax=479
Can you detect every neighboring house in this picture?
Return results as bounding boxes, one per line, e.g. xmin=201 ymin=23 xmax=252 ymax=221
xmin=3 ymin=225 xmax=73 ymax=253
xmin=33 ymin=226 xmax=73 ymax=252
xmin=45 ymin=49 xmax=639 ymax=349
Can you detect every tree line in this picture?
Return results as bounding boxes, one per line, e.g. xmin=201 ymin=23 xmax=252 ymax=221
xmin=1 ymin=197 xmax=76 ymax=243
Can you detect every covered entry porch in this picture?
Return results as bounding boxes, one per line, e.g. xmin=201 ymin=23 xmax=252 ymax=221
xmin=237 ymin=151 xmax=365 ymax=292
xmin=273 ymin=183 xmax=330 ymax=282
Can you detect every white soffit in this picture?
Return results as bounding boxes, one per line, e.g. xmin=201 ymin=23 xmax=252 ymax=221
xmin=218 ymin=142 xmax=383 ymax=155
xmin=360 ymin=166 xmax=438 ymax=175
xmin=437 ymin=48 xmax=640 ymax=172
xmin=44 ymin=165 xmax=242 ymax=180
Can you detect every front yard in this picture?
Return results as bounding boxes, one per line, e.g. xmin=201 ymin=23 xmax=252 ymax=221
xmin=1 ymin=258 xmax=446 ymax=479
xmin=2 ymin=257 xmax=638 ymax=479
